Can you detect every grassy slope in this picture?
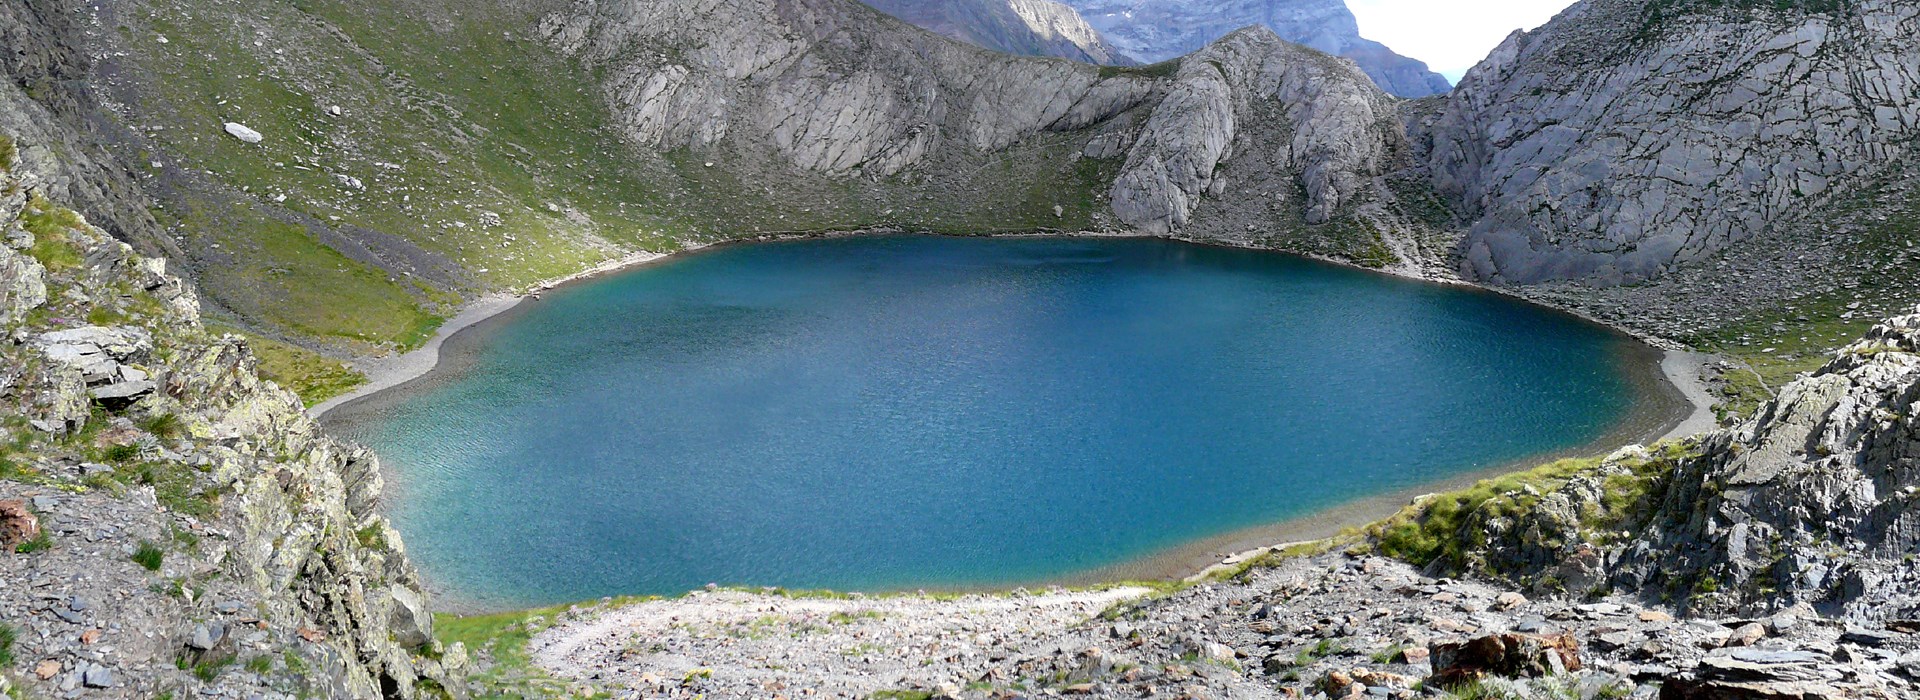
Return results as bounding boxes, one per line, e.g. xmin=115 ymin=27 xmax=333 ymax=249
xmin=105 ymin=0 xmax=1137 ymax=376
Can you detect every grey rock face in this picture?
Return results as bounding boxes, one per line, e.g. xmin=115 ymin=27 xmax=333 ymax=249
xmin=1612 ymin=310 xmax=1920 ymax=619
xmin=860 ymin=0 xmax=1135 ymax=65
xmin=1418 ymin=0 xmax=1920 ymax=285
xmin=0 ymin=159 xmax=463 ymax=699
xmin=1110 ymin=28 xmax=1400 ymax=233
xmin=542 ymin=0 xmax=1403 ymax=246
xmin=1061 ymin=0 xmax=1452 ymax=98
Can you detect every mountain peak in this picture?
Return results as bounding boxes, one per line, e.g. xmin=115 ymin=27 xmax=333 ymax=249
xmin=1060 ymin=0 xmax=1452 ymax=97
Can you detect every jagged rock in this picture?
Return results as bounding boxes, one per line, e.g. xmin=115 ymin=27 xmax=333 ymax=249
xmin=1430 ymin=632 xmax=1583 ymax=686
xmin=0 ymin=147 xmax=462 ymax=699
xmin=30 ymin=326 xmax=153 ymax=384
xmin=188 ymin=621 xmax=226 ymax=651
xmin=0 ymin=243 xmax=47 ymax=326
xmin=0 ymin=498 xmax=38 ymax=547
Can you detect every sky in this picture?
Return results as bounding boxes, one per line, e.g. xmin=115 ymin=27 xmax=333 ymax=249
xmin=1346 ymin=0 xmax=1578 ymax=83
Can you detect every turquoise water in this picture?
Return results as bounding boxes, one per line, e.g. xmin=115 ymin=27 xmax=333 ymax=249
xmin=332 ymin=235 xmax=1653 ymax=608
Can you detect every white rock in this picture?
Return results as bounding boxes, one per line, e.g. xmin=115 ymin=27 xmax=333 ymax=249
xmin=222 ymin=122 xmax=264 ymax=144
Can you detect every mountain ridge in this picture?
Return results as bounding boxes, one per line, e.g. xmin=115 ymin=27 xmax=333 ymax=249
xmin=1062 ymin=0 xmax=1454 ymax=98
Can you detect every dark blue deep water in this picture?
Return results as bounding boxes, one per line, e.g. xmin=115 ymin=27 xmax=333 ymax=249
xmin=335 ymin=235 xmax=1654 ymax=608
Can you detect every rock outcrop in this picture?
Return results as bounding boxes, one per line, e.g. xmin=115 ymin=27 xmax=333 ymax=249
xmin=1416 ymin=0 xmax=1920 ymax=285
xmin=860 ymin=0 xmax=1135 ymax=65
xmin=0 ymin=143 xmax=461 ymax=698
xmin=540 ymin=0 xmax=1409 ymax=250
xmin=1061 ymin=0 xmax=1453 ymax=98
xmin=1614 ymin=310 xmax=1920 ymax=619
xmin=1109 ymin=28 xmax=1402 ymax=233
xmin=1382 ymin=309 xmax=1920 ymax=625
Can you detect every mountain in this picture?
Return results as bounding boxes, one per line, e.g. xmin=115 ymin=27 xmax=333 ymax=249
xmin=1416 ymin=0 xmax=1920 ymax=286
xmin=1060 ymin=0 xmax=1454 ymax=98
xmin=859 ymin=0 xmax=1136 ymax=65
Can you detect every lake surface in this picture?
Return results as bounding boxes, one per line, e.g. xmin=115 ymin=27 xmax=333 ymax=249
xmin=330 ymin=235 xmax=1666 ymax=608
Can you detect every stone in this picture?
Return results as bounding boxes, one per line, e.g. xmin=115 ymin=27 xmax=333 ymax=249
xmin=1723 ymin=623 xmax=1766 ymax=648
xmin=384 ymin=585 xmax=435 ymax=648
xmin=1493 ymin=592 xmax=1527 ymax=611
xmin=223 ymin=122 xmax=264 ymax=144
xmin=1429 ymin=633 xmax=1581 ymax=687
xmin=0 ymin=499 xmax=39 ymax=547
xmin=33 ymin=660 xmax=60 ymax=680
xmin=189 ymin=621 xmax=227 ymax=651
xmin=81 ymin=664 xmax=113 ymax=688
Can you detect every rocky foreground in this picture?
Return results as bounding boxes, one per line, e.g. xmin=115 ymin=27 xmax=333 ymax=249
xmin=526 ymin=550 xmax=1917 ymax=699
xmin=0 ymin=140 xmax=457 ymax=697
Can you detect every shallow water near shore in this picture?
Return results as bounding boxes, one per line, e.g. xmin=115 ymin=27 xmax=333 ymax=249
xmin=327 ymin=235 xmax=1671 ymax=609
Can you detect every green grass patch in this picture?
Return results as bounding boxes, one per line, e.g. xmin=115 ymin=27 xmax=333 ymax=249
xmin=13 ymin=529 xmax=52 ymax=554
xmin=0 ymin=133 xmax=15 ymax=171
xmin=117 ymin=461 xmax=218 ymax=519
xmin=870 ymin=691 xmax=934 ymax=700
xmin=132 ymin=540 xmax=165 ymax=571
xmin=21 ymin=195 xmax=87 ymax=271
xmin=0 ymin=623 xmax=16 ymax=666
xmin=434 ymin=602 xmax=580 ymax=700
xmin=1099 ymin=59 xmax=1182 ymax=80
xmin=1371 ymin=457 xmax=1601 ymax=568
xmin=218 ymin=326 xmax=368 ymax=405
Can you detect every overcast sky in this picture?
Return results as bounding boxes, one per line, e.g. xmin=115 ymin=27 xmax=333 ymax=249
xmin=1346 ymin=0 xmax=1577 ymax=83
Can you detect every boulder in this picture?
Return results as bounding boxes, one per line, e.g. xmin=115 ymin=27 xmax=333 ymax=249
xmin=1658 ymin=649 xmax=1841 ymax=699
xmin=0 ymin=499 xmax=39 ymax=548
xmin=223 ymin=122 xmax=264 ymax=144
xmin=1429 ymin=632 xmax=1581 ymax=687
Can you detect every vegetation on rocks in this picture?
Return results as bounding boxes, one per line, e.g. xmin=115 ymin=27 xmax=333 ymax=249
xmin=1368 ymin=440 xmax=1699 ymax=583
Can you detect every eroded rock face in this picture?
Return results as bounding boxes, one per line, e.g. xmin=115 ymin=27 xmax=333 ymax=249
xmin=1110 ymin=28 xmax=1400 ymax=233
xmin=1418 ymin=0 xmax=1920 ymax=285
xmin=541 ymin=0 xmax=1404 ymax=243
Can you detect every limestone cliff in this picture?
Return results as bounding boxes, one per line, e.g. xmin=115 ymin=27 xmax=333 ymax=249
xmin=539 ymin=0 xmax=1423 ymax=265
xmin=859 ymin=0 xmax=1135 ymax=65
xmin=1061 ymin=0 xmax=1453 ymax=98
xmin=1416 ymin=0 xmax=1920 ymax=285
xmin=0 ymin=145 xmax=461 ymax=698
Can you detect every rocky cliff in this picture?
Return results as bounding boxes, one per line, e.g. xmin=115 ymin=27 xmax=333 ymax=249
xmin=1061 ymin=0 xmax=1453 ymax=98
xmin=539 ymin=0 xmax=1435 ymax=269
xmin=0 ymin=145 xmax=461 ymax=697
xmin=860 ymin=0 xmax=1135 ymax=65
xmin=1416 ymin=0 xmax=1920 ymax=285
